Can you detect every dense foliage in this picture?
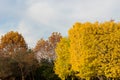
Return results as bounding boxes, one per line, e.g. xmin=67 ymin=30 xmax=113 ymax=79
xmin=1 ymin=21 xmax=120 ymax=80
xmin=0 ymin=31 xmax=60 ymax=80
xmin=0 ymin=31 xmax=27 ymax=55
xmin=55 ymin=21 xmax=120 ymax=80
xmin=54 ymin=38 xmax=71 ymax=80
xmin=68 ymin=21 xmax=120 ymax=79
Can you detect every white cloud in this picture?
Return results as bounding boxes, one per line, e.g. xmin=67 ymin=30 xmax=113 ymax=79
xmin=0 ymin=30 xmax=5 ymax=37
xmin=27 ymin=2 xmax=55 ymax=25
xmin=1 ymin=0 xmax=120 ymax=47
xmin=15 ymin=21 xmax=36 ymax=48
xmin=15 ymin=21 xmax=53 ymax=48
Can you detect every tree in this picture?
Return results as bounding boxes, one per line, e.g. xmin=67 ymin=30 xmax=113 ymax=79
xmin=12 ymin=51 xmax=38 ymax=80
xmin=34 ymin=32 xmax=62 ymax=62
xmin=34 ymin=38 xmax=48 ymax=62
xmin=48 ymin=32 xmax=62 ymax=61
xmin=0 ymin=50 xmax=38 ymax=80
xmin=0 ymin=31 xmax=27 ymax=55
xmin=34 ymin=59 xmax=60 ymax=80
xmin=0 ymin=55 xmax=13 ymax=80
xmin=68 ymin=21 xmax=120 ymax=79
xmin=54 ymin=37 xmax=72 ymax=80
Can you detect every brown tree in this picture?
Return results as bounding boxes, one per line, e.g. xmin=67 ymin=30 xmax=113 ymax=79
xmin=34 ymin=32 xmax=62 ymax=62
xmin=0 ymin=31 xmax=28 ymax=55
xmin=0 ymin=55 xmax=13 ymax=80
xmin=12 ymin=51 xmax=38 ymax=80
xmin=48 ymin=32 xmax=62 ymax=61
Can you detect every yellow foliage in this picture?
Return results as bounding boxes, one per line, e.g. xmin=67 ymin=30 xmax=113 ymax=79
xmin=68 ymin=21 xmax=120 ymax=79
xmin=0 ymin=31 xmax=27 ymax=54
xmin=54 ymin=37 xmax=71 ymax=80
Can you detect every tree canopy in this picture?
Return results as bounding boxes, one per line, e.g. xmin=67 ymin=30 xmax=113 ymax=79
xmin=1 ymin=21 xmax=120 ymax=80
xmin=34 ymin=32 xmax=62 ymax=62
xmin=68 ymin=21 xmax=120 ymax=79
xmin=0 ymin=31 xmax=27 ymax=55
xmin=54 ymin=37 xmax=71 ymax=80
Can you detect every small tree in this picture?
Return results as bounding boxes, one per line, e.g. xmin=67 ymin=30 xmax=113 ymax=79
xmin=34 ymin=32 xmax=62 ymax=62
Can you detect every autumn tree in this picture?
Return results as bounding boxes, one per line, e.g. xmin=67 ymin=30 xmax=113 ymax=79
xmin=0 ymin=55 xmax=13 ymax=80
xmin=12 ymin=51 xmax=38 ymax=80
xmin=48 ymin=32 xmax=62 ymax=61
xmin=68 ymin=21 xmax=120 ymax=79
xmin=34 ymin=32 xmax=62 ymax=62
xmin=34 ymin=32 xmax=62 ymax=80
xmin=54 ymin=37 xmax=72 ymax=80
xmin=34 ymin=38 xmax=48 ymax=62
xmin=0 ymin=31 xmax=27 ymax=55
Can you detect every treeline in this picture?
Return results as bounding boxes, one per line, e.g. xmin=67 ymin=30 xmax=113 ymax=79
xmin=1 ymin=21 xmax=120 ymax=80
xmin=0 ymin=31 xmax=61 ymax=80
xmin=55 ymin=21 xmax=120 ymax=80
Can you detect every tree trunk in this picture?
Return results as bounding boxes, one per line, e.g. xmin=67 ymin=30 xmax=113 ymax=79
xmin=20 ymin=67 xmax=25 ymax=80
xmin=12 ymin=77 xmax=15 ymax=80
xmin=22 ymin=73 xmax=25 ymax=80
xmin=32 ymin=73 xmax=35 ymax=80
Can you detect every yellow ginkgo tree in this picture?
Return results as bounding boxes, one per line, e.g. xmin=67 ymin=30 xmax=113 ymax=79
xmin=68 ymin=21 xmax=120 ymax=79
xmin=54 ymin=37 xmax=71 ymax=80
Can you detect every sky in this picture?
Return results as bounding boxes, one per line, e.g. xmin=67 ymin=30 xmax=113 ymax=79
xmin=0 ymin=0 xmax=120 ymax=48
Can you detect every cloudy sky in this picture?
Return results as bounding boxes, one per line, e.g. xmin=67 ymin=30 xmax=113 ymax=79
xmin=0 ymin=0 xmax=120 ymax=48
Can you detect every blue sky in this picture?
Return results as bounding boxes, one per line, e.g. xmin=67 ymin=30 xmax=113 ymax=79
xmin=0 ymin=0 xmax=120 ymax=48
